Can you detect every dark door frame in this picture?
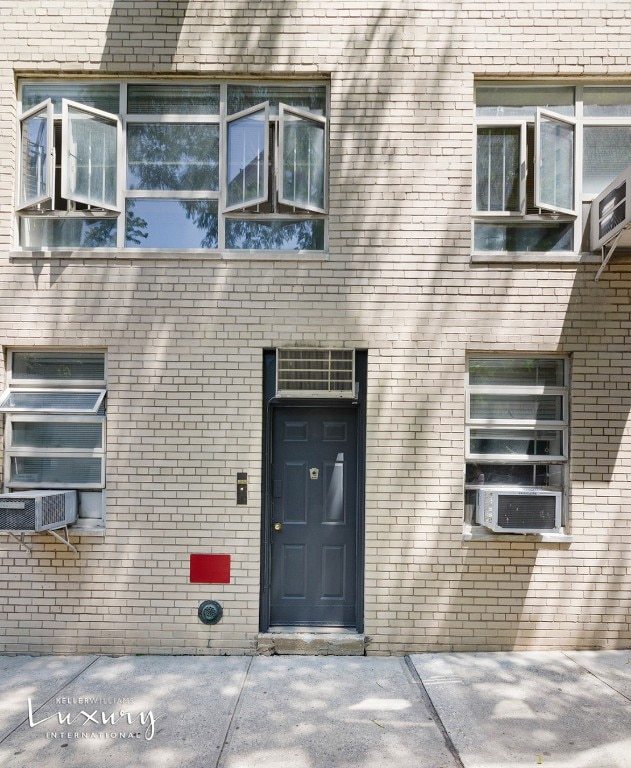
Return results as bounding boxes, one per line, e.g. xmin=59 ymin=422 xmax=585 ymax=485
xmin=260 ymin=349 xmax=367 ymax=633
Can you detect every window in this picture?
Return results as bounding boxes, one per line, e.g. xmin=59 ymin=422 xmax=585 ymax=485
xmin=17 ymin=80 xmax=328 ymax=252
xmin=0 ymin=351 xmax=106 ymax=530
xmin=474 ymin=83 xmax=631 ymax=255
xmin=464 ymin=356 xmax=569 ymax=534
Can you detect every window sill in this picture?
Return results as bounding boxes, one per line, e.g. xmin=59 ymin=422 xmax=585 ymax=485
xmin=10 ymin=249 xmax=329 ymax=262
xmin=462 ymin=524 xmax=572 ymax=544
xmin=470 ymin=251 xmax=600 ymax=265
xmin=71 ymin=520 xmax=105 ymax=536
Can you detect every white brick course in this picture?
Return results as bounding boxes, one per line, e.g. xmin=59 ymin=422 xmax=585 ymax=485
xmin=1 ymin=1 xmax=631 ymax=654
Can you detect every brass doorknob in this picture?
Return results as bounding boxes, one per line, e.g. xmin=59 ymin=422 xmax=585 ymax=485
xmin=273 ymin=522 xmax=283 ymax=532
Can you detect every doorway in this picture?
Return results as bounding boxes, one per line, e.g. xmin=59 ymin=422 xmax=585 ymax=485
xmin=261 ymin=350 xmax=366 ymax=631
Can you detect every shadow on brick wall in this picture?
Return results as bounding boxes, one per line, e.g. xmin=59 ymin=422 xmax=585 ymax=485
xmin=101 ymin=0 xmax=190 ymax=68
xmin=558 ymin=262 xmax=631 ymax=484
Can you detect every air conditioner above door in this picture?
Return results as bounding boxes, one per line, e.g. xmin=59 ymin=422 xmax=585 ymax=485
xmin=276 ymin=348 xmax=355 ymax=398
xmin=476 ymin=488 xmax=562 ymax=534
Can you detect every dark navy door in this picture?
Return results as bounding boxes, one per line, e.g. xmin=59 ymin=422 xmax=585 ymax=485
xmin=269 ymin=406 xmax=358 ymax=627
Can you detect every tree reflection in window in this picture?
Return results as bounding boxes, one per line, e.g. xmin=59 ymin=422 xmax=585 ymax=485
xmin=125 ymin=122 xmax=219 ymax=247
xmin=124 ymin=199 xmax=218 ymax=249
xmin=123 ymin=200 xmax=148 ymax=247
xmin=225 ymin=219 xmax=324 ymax=250
xmin=126 ymin=123 xmax=219 ymax=191
xmin=19 ymin=83 xmax=328 ymax=250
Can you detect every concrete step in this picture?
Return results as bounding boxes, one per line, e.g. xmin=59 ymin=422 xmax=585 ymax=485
xmin=256 ymin=631 xmax=366 ymax=656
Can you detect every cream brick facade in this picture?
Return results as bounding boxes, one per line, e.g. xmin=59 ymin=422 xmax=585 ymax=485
xmin=1 ymin=0 xmax=631 ymax=655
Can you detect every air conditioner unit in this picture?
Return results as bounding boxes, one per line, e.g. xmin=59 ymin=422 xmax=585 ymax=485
xmin=590 ymin=163 xmax=631 ymax=252
xmin=276 ymin=348 xmax=355 ymax=398
xmin=476 ymin=488 xmax=562 ymax=534
xmin=0 ymin=490 xmax=77 ymax=533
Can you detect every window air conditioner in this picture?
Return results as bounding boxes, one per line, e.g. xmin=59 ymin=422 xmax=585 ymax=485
xmin=0 ymin=490 xmax=77 ymax=532
xmin=476 ymin=488 xmax=562 ymax=534
xmin=591 ymin=163 xmax=631 ymax=252
xmin=276 ymin=348 xmax=355 ymax=398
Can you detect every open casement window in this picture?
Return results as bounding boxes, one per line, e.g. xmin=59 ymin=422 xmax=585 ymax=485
xmin=0 ymin=389 xmax=105 ymax=414
xmin=17 ymin=99 xmax=54 ymax=211
xmin=475 ymin=123 xmax=526 ymax=214
xmin=61 ymin=100 xmax=120 ymax=212
xmin=278 ymin=104 xmax=327 ymax=214
xmin=535 ymin=108 xmax=576 ymax=216
xmin=224 ymin=101 xmax=328 ymax=217
xmin=17 ymin=79 xmax=329 ymax=252
xmin=18 ymin=98 xmax=120 ymax=214
xmin=225 ymin=102 xmax=270 ymax=212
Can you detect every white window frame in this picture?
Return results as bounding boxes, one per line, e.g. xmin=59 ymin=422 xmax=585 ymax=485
xmin=124 ymin=113 xmax=221 ymax=201
xmin=534 ymin=108 xmax=577 ymax=216
xmin=2 ymin=350 xmax=106 ymax=494
xmin=464 ymin=355 xmax=570 ymax=529
xmin=465 ymin=427 xmax=567 ymax=463
xmin=17 ymin=79 xmax=329 ymax=253
xmin=0 ymin=389 xmax=106 ymax=414
xmin=18 ymin=98 xmax=121 ymax=215
xmin=61 ymin=99 xmax=121 ymax=212
xmin=473 ymin=108 xmax=577 ymax=255
xmin=17 ymin=99 xmax=55 ymax=211
xmin=474 ymin=82 xmax=631 ymax=257
xmin=4 ymin=414 xmax=106 ymax=490
xmin=466 ymin=383 xmax=569 ymax=426
xmin=474 ymin=120 xmax=527 ymax=216
xmin=224 ymin=101 xmax=270 ymax=213
xmin=123 ymin=110 xmax=221 ymax=248
xmin=278 ymin=103 xmax=328 ymax=214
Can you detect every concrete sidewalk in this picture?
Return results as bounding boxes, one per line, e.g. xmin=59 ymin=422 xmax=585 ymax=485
xmin=0 ymin=651 xmax=630 ymax=768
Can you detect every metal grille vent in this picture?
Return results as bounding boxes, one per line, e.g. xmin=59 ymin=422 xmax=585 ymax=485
xmin=276 ymin=349 xmax=355 ymax=397
xmin=598 ymin=180 xmax=627 ymax=243
xmin=41 ymin=494 xmax=66 ymax=527
xmin=496 ymin=494 xmax=558 ymax=530
xmin=0 ymin=499 xmax=36 ymax=530
xmin=0 ymin=491 xmax=77 ymax=532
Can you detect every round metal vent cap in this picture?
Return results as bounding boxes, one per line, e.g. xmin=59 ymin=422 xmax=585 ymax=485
xmin=198 ymin=600 xmax=223 ymax=625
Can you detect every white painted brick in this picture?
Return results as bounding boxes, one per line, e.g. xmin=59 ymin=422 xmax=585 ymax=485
xmin=1 ymin=1 xmax=631 ymax=655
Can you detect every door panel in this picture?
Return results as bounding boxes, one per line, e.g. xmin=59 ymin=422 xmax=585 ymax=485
xmin=269 ymin=406 xmax=358 ymax=627
xmin=282 ymin=462 xmax=307 ymax=522
xmin=321 ymin=546 xmax=346 ymax=598
xmin=281 ymin=545 xmax=307 ymax=598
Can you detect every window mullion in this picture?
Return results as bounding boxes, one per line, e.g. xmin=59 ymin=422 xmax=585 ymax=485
xmin=8 ymin=447 xmax=103 ymax=458
xmin=118 ymin=84 xmax=127 ymax=249
xmin=218 ymin=83 xmax=227 ymax=250
xmin=519 ymin=122 xmax=527 ymax=214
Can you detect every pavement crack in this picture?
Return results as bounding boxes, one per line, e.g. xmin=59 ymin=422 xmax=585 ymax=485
xmin=0 ymin=655 xmax=101 ymax=746
xmin=404 ymin=656 xmax=465 ymax=768
xmin=215 ymin=655 xmax=253 ymax=768
xmin=561 ymin=651 xmax=631 ymax=704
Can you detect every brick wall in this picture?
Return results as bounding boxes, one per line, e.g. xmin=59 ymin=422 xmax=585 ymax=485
xmin=1 ymin=0 xmax=631 ymax=654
